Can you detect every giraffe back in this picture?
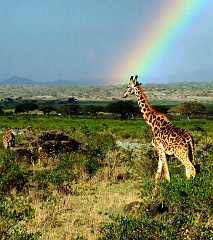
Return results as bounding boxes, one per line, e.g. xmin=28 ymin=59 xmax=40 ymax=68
xmin=2 ymin=127 xmax=15 ymax=149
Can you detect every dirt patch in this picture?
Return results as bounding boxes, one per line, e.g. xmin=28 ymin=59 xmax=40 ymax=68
xmin=15 ymin=129 xmax=80 ymax=164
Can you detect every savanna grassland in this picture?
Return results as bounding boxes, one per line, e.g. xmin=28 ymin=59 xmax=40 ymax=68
xmin=1 ymin=81 xmax=212 ymax=103
xmin=0 ymin=115 xmax=213 ymax=239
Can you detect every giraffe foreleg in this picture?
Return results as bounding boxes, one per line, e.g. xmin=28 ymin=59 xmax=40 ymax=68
xmin=154 ymin=150 xmax=170 ymax=182
xmin=152 ymin=139 xmax=171 ymax=182
xmin=155 ymin=158 xmax=163 ymax=182
xmin=152 ymin=139 xmax=170 ymax=182
xmin=157 ymin=151 xmax=170 ymax=182
xmin=155 ymin=155 xmax=170 ymax=182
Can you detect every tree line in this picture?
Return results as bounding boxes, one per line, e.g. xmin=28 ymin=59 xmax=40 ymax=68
xmin=0 ymin=99 xmax=212 ymax=120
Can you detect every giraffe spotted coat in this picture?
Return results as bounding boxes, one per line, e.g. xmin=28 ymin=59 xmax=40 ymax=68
xmin=2 ymin=127 xmax=15 ymax=149
xmin=123 ymin=75 xmax=196 ymax=182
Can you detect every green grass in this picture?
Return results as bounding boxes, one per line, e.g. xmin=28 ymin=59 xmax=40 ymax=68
xmin=0 ymin=116 xmax=212 ymax=239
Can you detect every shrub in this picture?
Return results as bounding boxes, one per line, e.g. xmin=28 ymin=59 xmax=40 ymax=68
xmin=99 ymin=124 xmax=213 ymax=239
xmin=0 ymin=155 xmax=40 ymax=239
xmin=0 ymin=156 xmax=32 ymax=194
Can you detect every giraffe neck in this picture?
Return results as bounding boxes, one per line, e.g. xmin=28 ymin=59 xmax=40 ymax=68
xmin=134 ymin=84 xmax=168 ymax=131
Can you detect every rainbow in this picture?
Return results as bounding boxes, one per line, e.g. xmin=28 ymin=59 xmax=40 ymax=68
xmin=109 ymin=0 xmax=208 ymax=84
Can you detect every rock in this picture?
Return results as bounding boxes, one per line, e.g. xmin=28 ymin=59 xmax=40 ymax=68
xmin=147 ymin=202 xmax=168 ymax=216
xmin=124 ymin=201 xmax=143 ymax=214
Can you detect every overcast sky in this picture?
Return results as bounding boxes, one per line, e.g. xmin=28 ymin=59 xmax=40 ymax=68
xmin=0 ymin=1 xmax=212 ymax=84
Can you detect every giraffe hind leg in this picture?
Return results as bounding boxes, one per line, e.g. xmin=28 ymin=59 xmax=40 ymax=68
xmin=186 ymin=165 xmax=196 ymax=179
xmin=175 ymin=152 xmax=196 ymax=179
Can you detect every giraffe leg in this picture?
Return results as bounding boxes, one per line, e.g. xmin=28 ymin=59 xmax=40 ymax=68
xmin=185 ymin=162 xmax=196 ymax=179
xmin=185 ymin=168 xmax=190 ymax=179
xmin=160 ymin=152 xmax=170 ymax=181
xmin=155 ymin=152 xmax=170 ymax=182
xmin=162 ymin=159 xmax=170 ymax=181
xmin=174 ymin=152 xmax=196 ymax=179
xmin=152 ymin=139 xmax=170 ymax=182
xmin=155 ymin=159 xmax=163 ymax=182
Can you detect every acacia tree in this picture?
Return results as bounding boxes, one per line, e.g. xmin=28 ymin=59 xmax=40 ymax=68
xmin=68 ymin=97 xmax=76 ymax=103
xmin=39 ymin=106 xmax=56 ymax=115
xmin=82 ymin=105 xmax=105 ymax=116
xmin=14 ymin=103 xmax=38 ymax=114
xmin=0 ymin=105 xmax=4 ymax=115
xmin=106 ymin=100 xmax=138 ymax=119
xmin=59 ymin=104 xmax=80 ymax=117
xmin=168 ymin=101 xmax=206 ymax=119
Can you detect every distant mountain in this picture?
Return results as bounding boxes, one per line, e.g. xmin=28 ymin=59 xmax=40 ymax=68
xmin=50 ymin=79 xmax=72 ymax=85
xmin=50 ymin=78 xmax=106 ymax=86
xmin=0 ymin=76 xmax=89 ymax=86
xmin=0 ymin=76 xmax=36 ymax=85
xmin=0 ymin=69 xmax=212 ymax=86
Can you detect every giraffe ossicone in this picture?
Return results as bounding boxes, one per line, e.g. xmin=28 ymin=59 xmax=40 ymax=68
xmin=123 ymin=75 xmax=196 ymax=182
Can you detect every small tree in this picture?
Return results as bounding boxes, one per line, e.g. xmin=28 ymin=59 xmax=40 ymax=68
xmin=14 ymin=103 xmax=38 ymax=114
xmin=82 ymin=105 xmax=105 ymax=116
xmin=153 ymin=105 xmax=170 ymax=114
xmin=106 ymin=100 xmax=138 ymax=119
xmin=68 ymin=97 xmax=76 ymax=103
xmin=168 ymin=101 xmax=206 ymax=119
xmin=60 ymin=104 xmax=80 ymax=117
xmin=0 ymin=105 xmax=4 ymax=115
xmin=39 ymin=106 xmax=56 ymax=115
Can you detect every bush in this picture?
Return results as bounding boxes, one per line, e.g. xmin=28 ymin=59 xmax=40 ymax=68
xmin=0 ymin=156 xmax=32 ymax=194
xmin=0 ymin=155 xmax=40 ymax=239
xmin=99 ymin=126 xmax=213 ymax=239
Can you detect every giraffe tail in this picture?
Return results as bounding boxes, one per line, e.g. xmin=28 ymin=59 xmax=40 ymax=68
xmin=188 ymin=140 xmax=195 ymax=164
xmin=189 ymin=139 xmax=199 ymax=175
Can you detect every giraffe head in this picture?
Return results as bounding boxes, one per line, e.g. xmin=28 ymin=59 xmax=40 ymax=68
xmin=123 ymin=75 xmax=141 ymax=98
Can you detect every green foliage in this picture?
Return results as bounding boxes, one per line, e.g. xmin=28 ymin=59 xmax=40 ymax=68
xmin=32 ymin=165 xmax=76 ymax=191
xmin=0 ymin=155 xmax=32 ymax=194
xmin=39 ymin=105 xmax=56 ymax=115
xmin=152 ymin=104 xmax=170 ymax=114
xmin=0 ymin=197 xmax=41 ymax=239
xmin=99 ymin=212 xmax=209 ymax=239
xmin=59 ymin=104 xmax=80 ymax=116
xmin=168 ymin=101 xmax=206 ymax=119
xmin=0 ymin=156 xmax=40 ymax=239
xmin=82 ymin=105 xmax=105 ymax=115
xmin=78 ymin=128 xmax=116 ymax=174
xmin=0 ymin=106 xmax=4 ymax=115
xmin=0 ymin=116 xmax=212 ymax=239
xmin=98 ymin=119 xmax=213 ymax=240
xmin=160 ymin=175 xmax=213 ymax=211
xmin=99 ymin=172 xmax=213 ymax=239
xmin=68 ymin=97 xmax=76 ymax=103
xmin=106 ymin=100 xmax=139 ymax=119
xmin=14 ymin=103 xmax=38 ymax=114
xmin=30 ymin=124 xmax=115 ymax=192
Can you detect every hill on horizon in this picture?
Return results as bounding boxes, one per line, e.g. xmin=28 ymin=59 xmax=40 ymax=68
xmin=0 ymin=69 xmax=213 ymax=86
xmin=0 ymin=76 xmax=37 ymax=85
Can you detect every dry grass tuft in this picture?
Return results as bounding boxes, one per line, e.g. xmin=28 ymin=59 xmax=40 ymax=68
xmin=24 ymin=180 xmax=141 ymax=239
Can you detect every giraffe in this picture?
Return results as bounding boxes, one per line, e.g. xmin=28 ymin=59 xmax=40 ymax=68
xmin=2 ymin=127 xmax=15 ymax=149
xmin=123 ymin=75 xmax=196 ymax=182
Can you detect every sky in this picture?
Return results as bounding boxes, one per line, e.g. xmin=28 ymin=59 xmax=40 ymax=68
xmin=0 ymin=0 xmax=212 ymax=85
